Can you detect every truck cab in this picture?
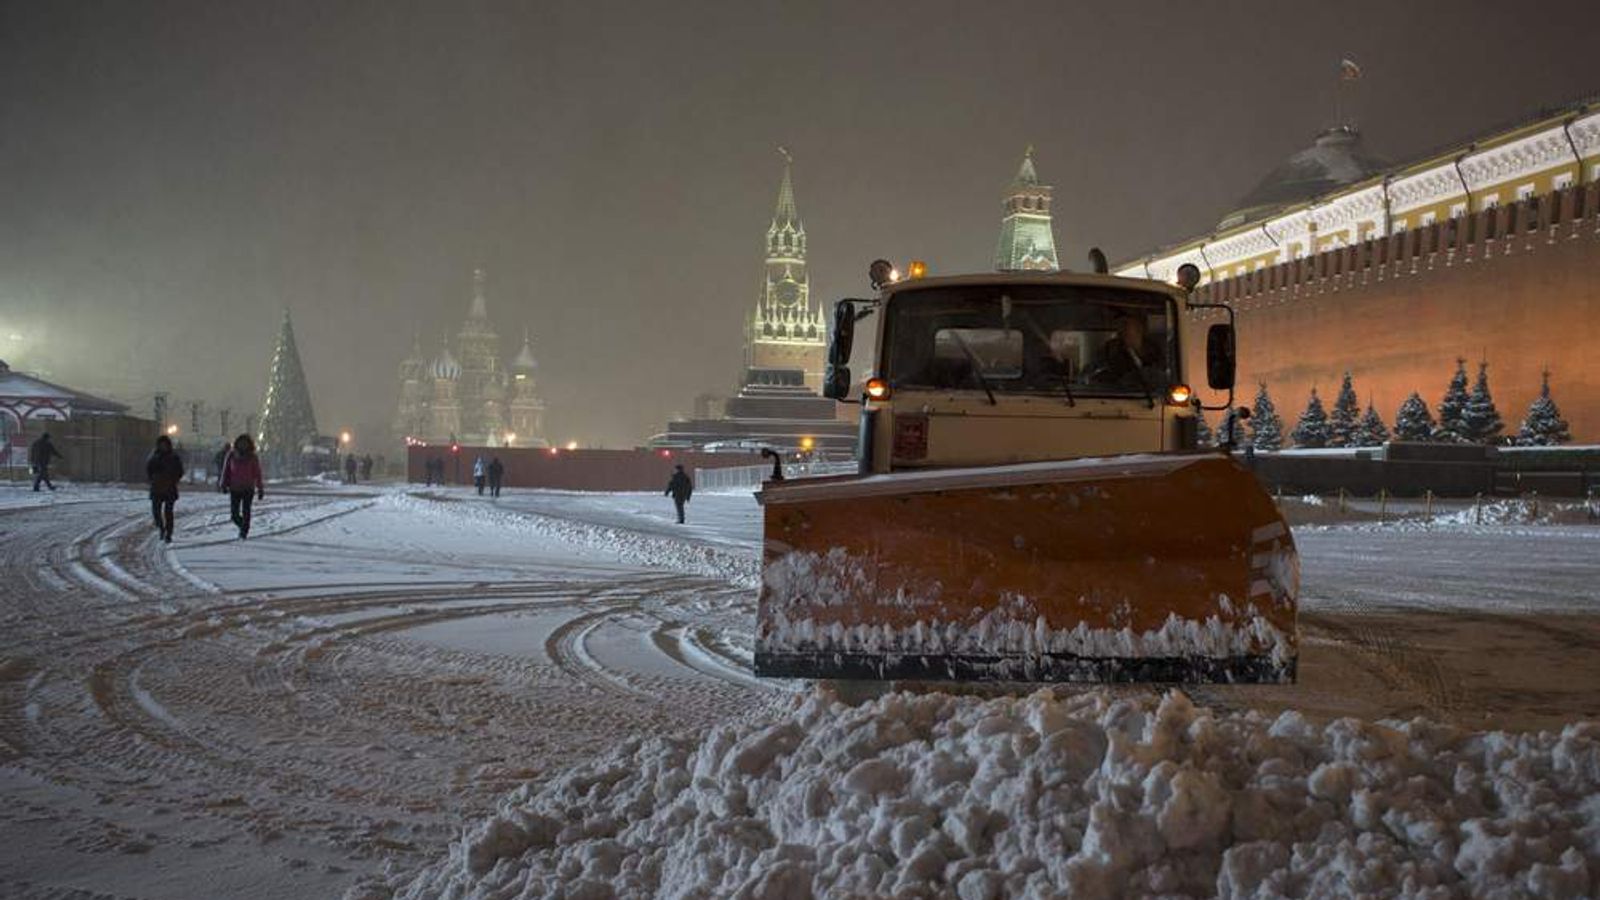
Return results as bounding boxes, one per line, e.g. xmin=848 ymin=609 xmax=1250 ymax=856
xmin=825 ymin=270 xmax=1233 ymax=473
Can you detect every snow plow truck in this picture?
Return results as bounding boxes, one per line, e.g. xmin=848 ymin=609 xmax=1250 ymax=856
xmin=754 ymin=258 xmax=1298 ymax=684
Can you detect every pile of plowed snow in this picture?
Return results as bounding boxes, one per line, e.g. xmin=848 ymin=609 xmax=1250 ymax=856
xmin=368 ymin=690 xmax=1600 ymax=899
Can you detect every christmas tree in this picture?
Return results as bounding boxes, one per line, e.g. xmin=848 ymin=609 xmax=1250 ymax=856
xmin=1514 ymin=369 xmax=1571 ymax=446
xmin=1462 ymin=360 xmax=1504 ymax=444
xmin=1249 ymin=382 xmax=1283 ymax=451
xmin=1291 ymin=387 xmax=1330 ymax=448
xmin=1328 ymin=371 xmax=1361 ymax=447
xmin=1193 ymin=409 xmax=1213 ymax=448
xmin=1394 ymin=392 xmax=1435 ymax=441
xmin=1355 ymin=401 xmax=1390 ymax=446
xmin=257 ymin=308 xmax=320 ymax=473
xmin=1434 ymin=358 xmax=1470 ymax=442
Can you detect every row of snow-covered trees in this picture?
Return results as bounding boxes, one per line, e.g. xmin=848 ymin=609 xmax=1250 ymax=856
xmin=1203 ymin=360 xmax=1572 ymax=450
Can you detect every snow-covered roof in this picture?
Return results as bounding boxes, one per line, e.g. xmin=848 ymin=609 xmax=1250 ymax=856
xmin=0 ymin=359 xmax=128 ymax=416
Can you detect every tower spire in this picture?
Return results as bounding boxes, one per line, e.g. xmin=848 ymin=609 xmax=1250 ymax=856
xmin=995 ymin=145 xmax=1059 ymax=272
xmin=468 ymin=267 xmax=489 ymax=320
xmin=772 ymin=147 xmax=801 ymax=236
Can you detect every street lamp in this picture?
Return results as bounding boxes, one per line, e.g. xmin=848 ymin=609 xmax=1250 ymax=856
xmin=339 ymin=430 xmax=352 ymax=446
xmin=565 ymin=440 xmax=579 ymax=451
xmin=166 ymin=424 xmax=179 ymax=437
xmin=504 ymin=432 xmax=516 ymax=446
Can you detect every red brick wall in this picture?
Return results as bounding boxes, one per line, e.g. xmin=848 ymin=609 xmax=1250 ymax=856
xmin=1189 ymin=187 xmax=1600 ymax=441
xmin=406 ymin=446 xmax=761 ymax=492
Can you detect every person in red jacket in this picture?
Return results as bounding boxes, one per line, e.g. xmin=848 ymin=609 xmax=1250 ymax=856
xmin=219 ymin=433 xmax=265 ymax=539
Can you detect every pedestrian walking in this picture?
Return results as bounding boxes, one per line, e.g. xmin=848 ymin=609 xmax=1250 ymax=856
xmin=665 ymin=464 xmax=693 ymax=524
xmin=219 ymin=433 xmax=265 ymax=540
xmin=344 ymin=453 xmax=358 ymax=485
xmin=1219 ymin=406 xmax=1252 ymax=456
xmin=212 ymin=442 xmax=230 ymax=481
xmin=487 ymin=457 xmax=504 ymax=498
xmin=360 ymin=454 xmax=373 ymax=482
xmin=29 ymin=432 xmax=64 ymax=492
xmin=472 ymin=455 xmax=487 ymax=495
xmin=146 ymin=435 xmax=185 ymax=543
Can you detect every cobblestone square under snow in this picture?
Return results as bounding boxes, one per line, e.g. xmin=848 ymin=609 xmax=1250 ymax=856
xmin=1 ymin=481 xmax=1597 ymax=898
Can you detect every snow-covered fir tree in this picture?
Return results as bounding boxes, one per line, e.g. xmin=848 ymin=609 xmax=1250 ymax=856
xmin=1193 ymin=409 xmax=1213 ymax=447
xmin=1354 ymin=402 xmax=1390 ymax=446
xmin=1462 ymin=361 xmax=1504 ymax=444
xmin=1249 ymin=383 xmax=1283 ymax=451
xmin=1514 ymin=369 xmax=1572 ymax=446
xmin=1434 ymin=358 xmax=1470 ymax=442
xmin=1291 ymin=387 xmax=1330 ymax=448
xmin=1328 ymin=371 xmax=1360 ymax=447
xmin=1394 ymin=392 xmax=1436 ymax=441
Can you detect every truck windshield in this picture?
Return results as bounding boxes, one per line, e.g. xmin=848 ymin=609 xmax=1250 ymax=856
xmin=883 ymin=284 xmax=1176 ymax=398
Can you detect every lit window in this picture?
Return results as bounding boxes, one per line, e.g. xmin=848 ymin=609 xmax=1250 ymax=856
xmin=1516 ymin=183 xmax=1535 ymax=201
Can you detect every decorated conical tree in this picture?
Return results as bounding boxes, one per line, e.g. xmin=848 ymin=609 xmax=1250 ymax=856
xmin=1193 ymin=409 xmax=1213 ymax=448
xmin=1291 ymin=387 xmax=1330 ymax=448
xmin=257 ymin=308 xmax=320 ymax=472
xmin=1515 ymin=369 xmax=1572 ymax=446
xmin=1355 ymin=401 xmax=1390 ymax=447
xmin=1249 ymin=382 xmax=1283 ymax=451
xmin=1394 ymin=392 xmax=1435 ymax=442
xmin=1434 ymin=358 xmax=1470 ymax=442
xmin=1328 ymin=371 xmax=1361 ymax=447
xmin=1462 ymin=361 xmax=1504 ymax=444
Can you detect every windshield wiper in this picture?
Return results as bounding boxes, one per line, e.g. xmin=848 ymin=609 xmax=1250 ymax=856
xmin=949 ymin=332 xmax=998 ymax=405
xmin=1015 ymin=309 xmax=1075 ymax=407
xmin=1124 ymin=349 xmax=1158 ymax=409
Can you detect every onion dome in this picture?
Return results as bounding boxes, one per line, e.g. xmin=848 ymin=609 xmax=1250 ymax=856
xmin=512 ymin=329 xmax=538 ymax=373
xmin=432 ymin=344 xmax=461 ymax=380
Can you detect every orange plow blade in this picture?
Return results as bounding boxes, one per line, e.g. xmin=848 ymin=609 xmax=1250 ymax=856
xmin=754 ymin=454 xmax=1297 ymax=684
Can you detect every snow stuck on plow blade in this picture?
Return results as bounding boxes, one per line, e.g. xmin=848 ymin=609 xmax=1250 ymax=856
xmin=754 ymin=454 xmax=1298 ymax=684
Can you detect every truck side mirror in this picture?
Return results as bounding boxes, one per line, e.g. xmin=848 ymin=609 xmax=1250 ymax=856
xmin=823 ymin=365 xmax=851 ymax=400
xmin=829 ymin=300 xmax=856 ymax=366
xmin=1206 ymin=323 xmax=1236 ymax=390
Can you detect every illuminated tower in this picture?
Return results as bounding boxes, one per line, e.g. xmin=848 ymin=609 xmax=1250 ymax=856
xmin=994 ymin=145 xmax=1059 ymax=272
xmin=256 ymin=308 xmax=320 ymax=470
xmin=454 ymin=268 xmax=506 ymax=441
xmin=507 ymin=329 xmax=547 ymax=446
xmin=745 ymin=151 xmax=826 ymax=392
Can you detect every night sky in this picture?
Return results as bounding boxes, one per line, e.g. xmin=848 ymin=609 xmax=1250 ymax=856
xmin=2 ymin=1 xmax=1596 ymax=448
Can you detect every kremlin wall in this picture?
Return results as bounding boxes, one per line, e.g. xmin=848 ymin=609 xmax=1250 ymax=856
xmin=1116 ymin=100 xmax=1600 ymax=441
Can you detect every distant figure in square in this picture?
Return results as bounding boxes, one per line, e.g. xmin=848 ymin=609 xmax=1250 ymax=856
xmin=665 ymin=465 xmax=694 ymax=524
xmin=146 ymin=435 xmax=185 ymax=543
xmin=488 ymin=457 xmax=504 ymax=498
xmin=29 ymin=432 xmax=63 ymax=492
xmin=344 ymin=453 xmax=358 ymax=485
xmin=472 ymin=455 xmax=487 ymax=495
xmin=360 ymin=454 xmax=374 ymax=482
xmin=220 ymin=434 xmax=265 ymax=540
xmin=1219 ymin=406 xmax=1253 ymax=460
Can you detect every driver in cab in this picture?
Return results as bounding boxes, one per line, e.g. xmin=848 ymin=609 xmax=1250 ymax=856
xmin=1092 ymin=310 xmax=1165 ymax=385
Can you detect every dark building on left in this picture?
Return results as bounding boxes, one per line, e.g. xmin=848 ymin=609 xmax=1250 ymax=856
xmin=0 ymin=359 xmax=157 ymax=483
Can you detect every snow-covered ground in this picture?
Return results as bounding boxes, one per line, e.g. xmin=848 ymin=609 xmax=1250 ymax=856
xmin=1 ymin=480 xmax=1597 ymax=898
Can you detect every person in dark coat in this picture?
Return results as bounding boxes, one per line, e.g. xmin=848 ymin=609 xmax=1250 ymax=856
xmin=1092 ymin=311 xmax=1167 ymax=386
xmin=146 ymin=435 xmax=185 ymax=543
xmin=487 ymin=457 xmax=504 ymax=498
xmin=665 ymin=465 xmax=693 ymax=524
xmin=212 ymin=443 xmax=230 ymax=480
xmin=360 ymin=454 xmax=373 ymax=482
xmin=344 ymin=453 xmax=358 ymax=484
xmin=29 ymin=432 xmax=64 ymax=492
xmin=219 ymin=433 xmax=265 ymax=540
